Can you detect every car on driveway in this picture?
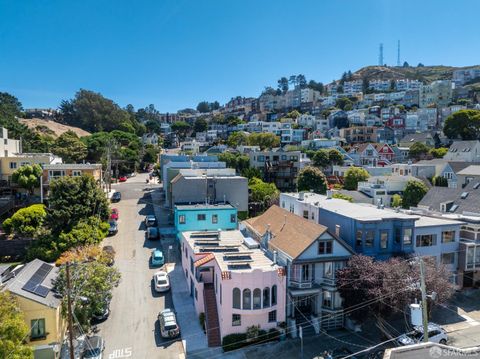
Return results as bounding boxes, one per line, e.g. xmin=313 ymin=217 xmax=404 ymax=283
xmin=145 ymin=215 xmax=157 ymax=227
xmin=151 ymin=249 xmax=164 ymax=267
xmin=118 ymin=176 xmax=127 ymax=182
xmin=111 ymin=192 xmax=121 ymax=202
xmin=146 ymin=226 xmax=159 ymax=240
xmin=158 ymin=309 xmax=180 ymax=338
xmin=110 ymin=208 xmax=119 ymax=221
xmin=397 ymin=323 xmax=448 ymax=346
xmin=82 ymin=335 xmax=105 ymax=358
xmin=108 ymin=221 xmax=118 ymax=236
xmin=153 ymin=270 xmax=170 ymax=292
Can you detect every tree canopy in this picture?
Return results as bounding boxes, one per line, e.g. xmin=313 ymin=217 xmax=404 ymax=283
xmin=297 ymin=166 xmax=328 ymax=194
xmin=171 ymin=121 xmax=191 ymax=139
xmin=52 ymin=130 xmax=88 ymax=163
xmin=249 ymin=177 xmax=279 ymax=204
xmin=194 ymin=118 xmax=208 ymax=133
xmin=443 ymin=109 xmax=480 ymax=140
xmin=402 ymin=180 xmax=429 ymax=209
xmin=217 ymin=152 xmax=250 ymax=174
xmin=344 ymin=167 xmax=369 ymax=190
xmin=409 ymin=142 xmax=431 ymax=161
xmin=12 ymin=164 xmax=42 ymax=194
xmin=3 ymin=204 xmax=46 ymax=238
xmin=226 ymin=132 xmax=249 ymax=148
xmin=59 ymin=89 xmax=140 ymax=134
xmin=247 ymin=133 xmax=280 ymax=150
xmin=0 ymin=292 xmax=33 ymax=359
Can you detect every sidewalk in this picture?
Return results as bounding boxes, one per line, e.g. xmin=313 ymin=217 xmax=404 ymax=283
xmin=150 ymin=188 xmax=210 ymax=356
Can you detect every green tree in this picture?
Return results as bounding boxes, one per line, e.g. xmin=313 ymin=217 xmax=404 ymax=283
xmin=277 ymin=77 xmax=289 ymax=94
xmin=312 ymin=150 xmax=330 ymax=168
xmin=402 ymin=180 xmax=429 ymax=209
xmin=194 ymin=118 xmax=208 ymax=133
xmin=142 ymin=144 xmax=159 ymax=164
xmin=328 ymin=149 xmax=344 ymax=165
xmin=391 ymin=194 xmax=403 ymax=208
xmin=287 ymin=110 xmax=301 ymax=119
xmin=12 ymin=164 xmax=42 ymax=194
xmin=297 ymin=166 xmax=328 ymax=194
xmin=444 ymin=110 xmax=480 ymax=140
xmin=249 ymin=177 xmax=279 ymax=204
xmin=0 ymin=292 xmax=33 ymax=359
xmin=409 ymin=142 xmax=431 ymax=160
xmin=52 ymin=130 xmax=88 ymax=163
xmin=0 ymin=92 xmax=23 ymax=118
xmin=196 ymin=101 xmax=210 ymax=113
xmin=218 ymin=152 xmax=250 ymax=174
xmin=430 ymin=147 xmax=448 ymax=159
xmin=227 ymin=132 xmax=249 ymax=147
xmin=335 ymin=97 xmax=353 ymax=111
xmin=307 ymin=80 xmax=324 ymax=93
xmin=3 ymin=204 xmax=46 ymax=238
xmin=432 ymin=176 xmax=448 ymax=187
xmin=247 ymin=133 xmax=280 ymax=150
xmin=59 ymin=89 xmax=138 ymax=133
xmin=171 ymin=121 xmax=191 ymax=139
xmin=54 ymin=260 xmax=120 ymax=330
xmin=56 ymin=217 xmax=109 ymax=253
xmin=241 ymin=167 xmax=262 ymax=180
xmin=344 ymin=167 xmax=369 ymax=190
xmin=47 ymin=175 xmax=110 ymax=234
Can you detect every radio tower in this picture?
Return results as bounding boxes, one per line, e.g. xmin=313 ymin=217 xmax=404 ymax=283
xmin=397 ymin=40 xmax=401 ymax=67
xmin=378 ymin=43 xmax=384 ymax=66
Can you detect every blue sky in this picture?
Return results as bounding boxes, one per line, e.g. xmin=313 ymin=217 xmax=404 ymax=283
xmin=0 ymin=0 xmax=478 ymax=112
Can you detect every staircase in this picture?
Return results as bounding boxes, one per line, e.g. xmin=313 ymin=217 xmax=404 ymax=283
xmin=295 ymin=315 xmax=316 ymax=338
xmin=203 ymin=283 xmax=221 ymax=347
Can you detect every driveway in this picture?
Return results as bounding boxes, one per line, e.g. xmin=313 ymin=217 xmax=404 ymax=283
xmin=97 ymin=173 xmax=184 ymax=359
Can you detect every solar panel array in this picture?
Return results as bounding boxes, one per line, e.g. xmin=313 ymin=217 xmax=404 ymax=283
xmin=22 ymin=263 xmax=53 ymax=298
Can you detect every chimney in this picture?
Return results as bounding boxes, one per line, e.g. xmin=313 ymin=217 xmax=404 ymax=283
xmin=273 ymin=250 xmax=278 ymax=264
xmin=299 ymin=192 xmax=305 ymax=201
xmin=326 ymin=190 xmax=333 ymax=199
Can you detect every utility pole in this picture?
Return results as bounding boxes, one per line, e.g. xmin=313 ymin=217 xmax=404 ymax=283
xmin=419 ymin=258 xmax=429 ymax=343
xmin=66 ymin=262 xmax=75 ymax=359
xmin=106 ymin=140 xmax=112 ymax=193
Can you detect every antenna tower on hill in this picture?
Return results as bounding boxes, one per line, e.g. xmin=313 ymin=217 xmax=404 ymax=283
xmin=378 ymin=43 xmax=384 ymax=66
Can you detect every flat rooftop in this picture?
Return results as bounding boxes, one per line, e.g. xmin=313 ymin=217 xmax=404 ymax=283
xmin=175 ymin=203 xmax=236 ymax=210
xmin=283 ymin=192 xmax=419 ymax=222
xmin=43 ymin=163 xmax=102 ymax=170
xmin=414 ymin=215 xmax=465 ymax=228
xmin=181 ymin=230 xmax=276 ymax=273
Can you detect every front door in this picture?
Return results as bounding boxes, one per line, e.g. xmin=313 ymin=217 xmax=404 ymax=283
xmin=295 ymin=295 xmax=312 ymax=317
xmin=463 ymin=272 xmax=474 ymax=287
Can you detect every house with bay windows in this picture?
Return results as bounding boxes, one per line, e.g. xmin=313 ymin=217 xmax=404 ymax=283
xmin=244 ymin=205 xmax=354 ymax=334
xmin=280 ymin=192 xmax=418 ymax=260
xmin=180 ymin=229 xmax=286 ymax=347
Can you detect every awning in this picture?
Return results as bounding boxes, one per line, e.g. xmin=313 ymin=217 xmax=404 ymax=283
xmin=289 ymin=288 xmax=321 ymax=296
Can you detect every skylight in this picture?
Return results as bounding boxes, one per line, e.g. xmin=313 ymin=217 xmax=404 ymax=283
xmin=461 ymin=192 xmax=469 ymax=199
xmin=449 ymin=204 xmax=459 ymax=213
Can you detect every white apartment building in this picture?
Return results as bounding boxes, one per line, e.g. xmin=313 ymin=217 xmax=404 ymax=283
xmin=395 ymin=79 xmax=421 ymax=91
xmin=419 ymin=80 xmax=453 ymax=108
xmin=0 ymin=127 xmax=21 ymax=157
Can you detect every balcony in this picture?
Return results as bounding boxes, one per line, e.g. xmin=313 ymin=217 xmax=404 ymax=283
xmin=289 ymin=279 xmax=313 ymax=289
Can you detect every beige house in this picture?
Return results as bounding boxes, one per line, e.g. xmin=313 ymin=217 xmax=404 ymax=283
xmin=1 ymin=259 xmax=65 ymax=357
xmin=42 ymin=163 xmax=103 ymax=186
xmin=0 ymin=153 xmax=62 ymax=182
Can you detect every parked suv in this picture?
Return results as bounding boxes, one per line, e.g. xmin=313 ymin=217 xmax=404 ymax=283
xmin=397 ymin=323 xmax=447 ymax=346
xmin=158 ymin=309 xmax=180 ymax=338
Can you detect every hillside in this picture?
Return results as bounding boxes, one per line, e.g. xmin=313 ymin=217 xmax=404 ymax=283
xmin=346 ymin=65 xmax=480 ymax=84
xmin=19 ymin=118 xmax=91 ymax=138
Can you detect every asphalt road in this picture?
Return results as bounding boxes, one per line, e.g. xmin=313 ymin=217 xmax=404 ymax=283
xmin=98 ymin=174 xmax=183 ymax=359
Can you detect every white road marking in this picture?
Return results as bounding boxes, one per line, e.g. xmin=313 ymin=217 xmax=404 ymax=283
xmin=108 ymin=347 xmax=132 ymax=358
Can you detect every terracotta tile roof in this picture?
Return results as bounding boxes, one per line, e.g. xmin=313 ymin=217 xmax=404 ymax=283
xmin=194 ymin=253 xmax=215 ymax=267
xmin=245 ymin=205 xmax=328 ymax=259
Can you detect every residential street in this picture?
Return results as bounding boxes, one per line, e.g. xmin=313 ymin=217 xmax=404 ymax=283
xmin=98 ymin=173 xmax=184 ymax=359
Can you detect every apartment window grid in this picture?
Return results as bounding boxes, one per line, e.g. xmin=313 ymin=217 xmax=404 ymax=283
xmin=30 ymin=319 xmax=46 ymax=340
xmin=268 ymin=310 xmax=277 ymax=323
xmin=416 ymin=234 xmax=437 ymax=247
xmin=197 ymin=214 xmax=206 ymax=221
xmin=442 ymin=231 xmax=455 ymax=243
xmin=212 ymin=214 xmax=218 ymax=224
xmin=318 ymin=241 xmax=333 ymax=255
xmin=380 ymin=231 xmax=388 ymax=249
xmin=232 ymin=314 xmax=241 ymax=326
xmin=365 ymin=230 xmax=374 ymax=247
xmin=179 ymin=215 xmax=186 ymax=224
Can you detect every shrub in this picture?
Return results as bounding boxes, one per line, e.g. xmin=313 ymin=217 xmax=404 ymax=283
xmin=222 ymin=333 xmax=247 ymax=352
xmin=3 ymin=204 xmax=46 ymax=237
xmin=332 ymin=192 xmax=353 ymax=202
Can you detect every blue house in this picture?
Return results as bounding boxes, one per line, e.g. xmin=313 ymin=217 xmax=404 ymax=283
xmin=280 ymin=192 xmax=419 ymax=260
xmin=174 ymin=203 xmax=238 ymax=236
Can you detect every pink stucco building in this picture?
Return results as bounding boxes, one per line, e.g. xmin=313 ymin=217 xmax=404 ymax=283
xmin=180 ymin=229 xmax=286 ymax=346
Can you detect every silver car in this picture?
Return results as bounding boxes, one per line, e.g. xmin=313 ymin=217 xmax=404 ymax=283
xmin=397 ymin=323 xmax=447 ymax=346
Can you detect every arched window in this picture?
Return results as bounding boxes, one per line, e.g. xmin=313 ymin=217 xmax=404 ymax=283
xmin=232 ymin=288 xmax=241 ymax=309
xmin=243 ymin=289 xmax=251 ymax=309
xmin=272 ymin=285 xmax=277 ymax=306
xmin=253 ymin=288 xmax=261 ymax=309
xmin=263 ymin=287 xmax=270 ymax=308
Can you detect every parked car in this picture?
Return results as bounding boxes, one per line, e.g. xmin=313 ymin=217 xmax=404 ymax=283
xmin=151 ymin=249 xmax=164 ymax=267
xmin=82 ymin=336 xmax=105 ymax=359
xmin=111 ymin=192 xmax=121 ymax=202
xmin=108 ymin=221 xmax=118 ymax=236
xmin=145 ymin=215 xmax=157 ymax=227
xmin=110 ymin=208 xmax=119 ymax=221
xmin=153 ymin=270 xmax=170 ymax=292
xmin=158 ymin=309 xmax=180 ymax=338
xmin=118 ymin=176 xmax=127 ymax=182
xmin=146 ymin=226 xmax=159 ymax=240
xmin=91 ymin=302 xmax=110 ymax=323
xmin=102 ymin=246 xmax=115 ymax=266
xmin=397 ymin=323 xmax=448 ymax=346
